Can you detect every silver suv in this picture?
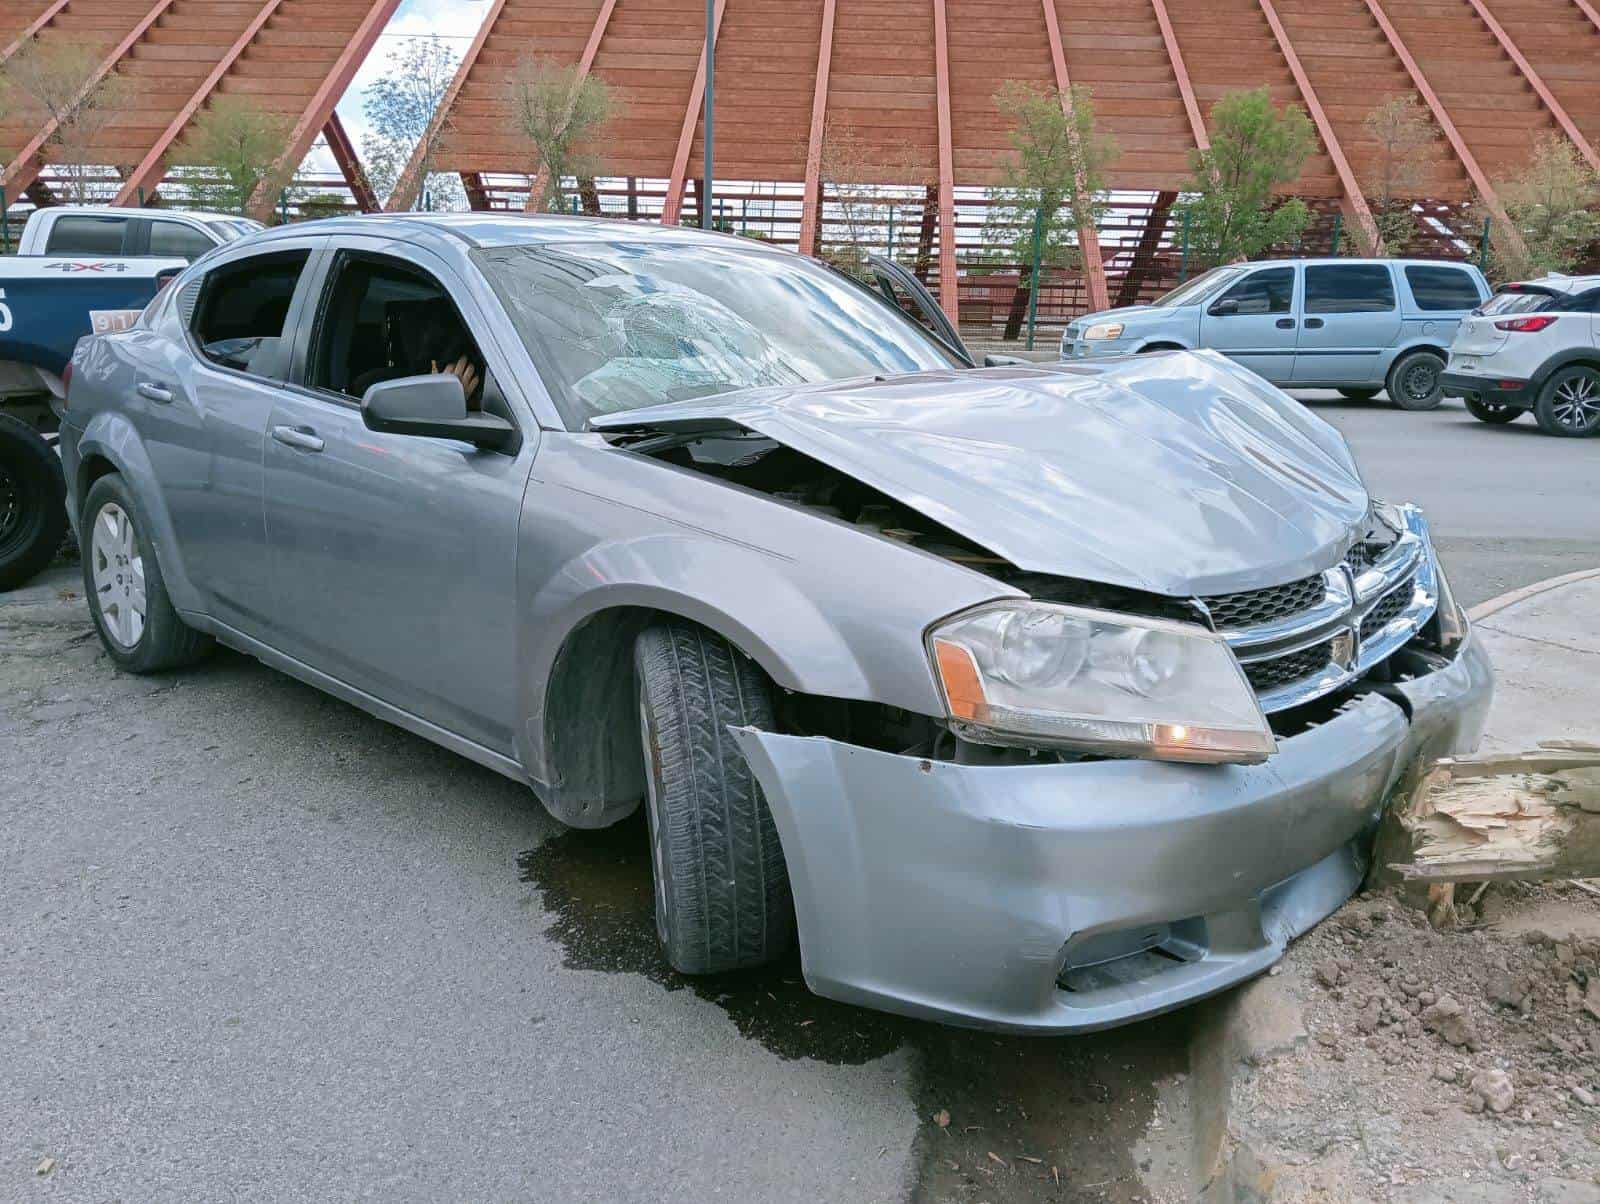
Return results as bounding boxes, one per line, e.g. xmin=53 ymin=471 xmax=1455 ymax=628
xmin=1062 ymin=258 xmax=1489 ymax=409
xmin=1443 ymin=275 xmax=1600 ymax=436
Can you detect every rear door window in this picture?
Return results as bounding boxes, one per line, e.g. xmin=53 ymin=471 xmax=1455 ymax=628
xmin=190 ymin=250 xmax=312 ymax=380
xmin=1214 ymin=266 xmax=1294 ymax=314
xmin=148 ymin=220 xmax=216 ymax=262
xmin=45 ymin=214 xmax=128 ymax=256
xmin=1403 ymin=265 xmax=1480 ymax=311
xmin=1480 ymin=289 xmax=1554 ymax=316
xmin=1304 ymin=264 xmax=1396 ymax=313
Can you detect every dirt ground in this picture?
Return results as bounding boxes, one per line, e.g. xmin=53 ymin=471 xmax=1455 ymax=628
xmin=1224 ymin=881 xmax=1600 ymax=1202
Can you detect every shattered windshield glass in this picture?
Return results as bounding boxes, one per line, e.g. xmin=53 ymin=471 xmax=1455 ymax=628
xmin=477 ymin=239 xmax=962 ymax=428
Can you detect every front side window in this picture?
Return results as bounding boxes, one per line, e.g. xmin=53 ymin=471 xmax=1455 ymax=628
xmin=191 ymin=250 xmax=310 ymax=378
xmin=45 ymin=214 xmax=126 ymax=256
xmin=148 ymin=221 xmax=215 ymax=261
xmin=1404 ymin=265 xmax=1479 ymax=311
xmin=1214 ymin=267 xmax=1294 ymax=315
xmin=478 ymin=240 xmax=963 ymax=428
xmin=1304 ymin=264 xmax=1395 ymax=314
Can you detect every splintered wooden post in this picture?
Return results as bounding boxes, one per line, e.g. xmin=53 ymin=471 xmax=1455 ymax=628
xmin=1373 ymin=744 xmax=1600 ymax=888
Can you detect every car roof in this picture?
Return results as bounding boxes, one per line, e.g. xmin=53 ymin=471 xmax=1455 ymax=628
xmin=1228 ymin=257 xmax=1480 ymax=270
xmin=1505 ymin=274 xmax=1600 ymax=295
xmin=37 ymin=205 xmax=252 ymax=225
xmin=237 ymin=212 xmax=755 ymax=253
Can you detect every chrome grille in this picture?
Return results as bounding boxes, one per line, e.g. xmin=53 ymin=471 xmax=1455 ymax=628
xmin=1360 ymin=576 xmax=1414 ymax=641
xmin=1202 ymin=573 xmax=1326 ymax=630
xmin=1243 ymin=640 xmax=1333 ymax=693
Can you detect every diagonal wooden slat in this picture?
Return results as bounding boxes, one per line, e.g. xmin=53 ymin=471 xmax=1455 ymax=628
xmin=1 ymin=0 xmax=72 ymax=66
xmin=523 ymin=0 xmax=621 ymax=214
xmin=932 ymin=0 xmax=959 ymax=330
xmin=245 ymin=0 xmax=404 ymax=221
xmin=1039 ymin=0 xmax=1109 ymax=312
xmin=1149 ymin=0 xmax=1208 ymax=152
xmin=1575 ymin=0 xmax=1600 ymax=35
xmin=661 ymin=0 xmax=729 ymax=226
xmin=0 ymin=0 xmax=178 ymax=201
xmin=797 ymin=0 xmax=838 ymax=256
xmin=112 ymin=0 xmax=284 ymax=206
xmin=324 ymin=111 xmax=379 ymax=213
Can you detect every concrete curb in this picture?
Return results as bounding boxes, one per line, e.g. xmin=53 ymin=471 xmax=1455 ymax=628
xmin=1467 ymin=566 xmax=1600 ymax=623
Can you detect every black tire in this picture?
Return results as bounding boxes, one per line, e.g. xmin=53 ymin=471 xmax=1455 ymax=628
xmin=80 ymin=473 xmax=211 ymax=673
xmin=1532 ymin=365 xmax=1600 ymax=438
xmin=1337 ymin=387 xmax=1380 ymax=402
xmin=1386 ymin=350 xmax=1446 ymax=411
xmin=0 ymin=412 xmax=68 ymax=591
xmin=1464 ymin=397 xmax=1522 ymax=425
xmin=634 ymin=621 xmax=793 ymax=975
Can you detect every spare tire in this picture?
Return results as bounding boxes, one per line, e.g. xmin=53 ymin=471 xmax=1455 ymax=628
xmin=0 ymin=413 xmax=67 ymax=591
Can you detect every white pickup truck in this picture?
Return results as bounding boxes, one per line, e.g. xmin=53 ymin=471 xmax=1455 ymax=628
xmin=1 ymin=206 xmax=262 ymax=588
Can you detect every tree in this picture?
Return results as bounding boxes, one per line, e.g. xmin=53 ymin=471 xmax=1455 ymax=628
xmin=982 ymin=81 xmax=1117 ymax=272
xmin=1361 ymin=95 xmax=1438 ymax=254
xmin=506 ymin=55 xmax=615 ymax=214
xmin=361 ymin=34 xmax=463 ymax=211
xmin=172 ymin=95 xmax=293 ymax=215
xmin=2 ymin=38 xmax=129 ymax=204
xmin=1482 ymin=134 xmax=1600 ymax=281
xmin=1177 ymin=87 xmax=1315 ymax=268
xmin=814 ymin=122 xmax=921 ymax=276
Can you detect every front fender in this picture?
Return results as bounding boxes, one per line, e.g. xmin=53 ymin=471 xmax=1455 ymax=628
xmin=73 ymin=411 xmax=201 ymax=613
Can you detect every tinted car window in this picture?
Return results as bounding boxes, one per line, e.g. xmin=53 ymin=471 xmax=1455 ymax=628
xmin=1551 ymin=287 xmax=1600 ymax=314
xmin=45 ymin=214 xmax=126 ymax=256
xmin=1480 ymin=289 xmax=1554 ymax=316
xmin=148 ymin=221 xmax=215 ymax=261
xmin=1404 ymin=265 xmax=1479 ymax=311
xmin=1305 ymin=264 xmax=1395 ymax=313
xmin=1214 ymin=267 xmax=1294 ymax=315
xmin=191 ymin=250 xmax=311 ymax=378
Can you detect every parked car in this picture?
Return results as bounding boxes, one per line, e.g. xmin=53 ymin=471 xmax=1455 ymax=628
xmin=1061 ymin=258 xmax=1490 ymax=410
xmin=1443 ymin=275 xmax=1600 ymax=436
xmin=60 ymin=215 xmax=1491 ymax=1033
xmin=0 ymin=206 xmax=250 ymax=588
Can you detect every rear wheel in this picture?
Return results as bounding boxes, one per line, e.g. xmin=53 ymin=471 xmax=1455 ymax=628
xmin=80 ymin=474 xmax=211 ymax=673
xmin=1464 ymin=397 xmax=1522 ymax=425
xmin=1387 ymin=351 xmax=1446 ymax=411
xmin=1336 ymin=387 xmax=1380 ymax=402
xmin=634 ymin=621 xmax=794 ymax=975
xmin=0 ymin=412 xmax=68 ymax=591
xmin=1533 ymin=365 xmax=1600 ymax=437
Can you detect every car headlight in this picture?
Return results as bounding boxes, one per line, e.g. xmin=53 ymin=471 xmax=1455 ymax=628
xmin=928 ymin=602 xmax=1275 ymax=764
xmin=1083 ymin=322 xmax=1124 ymax=340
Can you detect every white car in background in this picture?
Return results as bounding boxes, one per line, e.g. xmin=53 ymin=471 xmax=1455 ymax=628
xmin=1443 ymin=275 xmax=1600 ymax=436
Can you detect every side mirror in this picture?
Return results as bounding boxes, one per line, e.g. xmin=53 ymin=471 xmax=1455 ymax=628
xmin=1208 ymin=298 xmax=1239 ymax=317
xmin=361 ymin=373 xmax=515 ymax=451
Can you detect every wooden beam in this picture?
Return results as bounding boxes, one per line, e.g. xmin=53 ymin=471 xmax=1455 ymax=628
xmin=0 ymin=0 xmax=177 ymax=202
xmin=661 ymin=0 xmax=728 ymax=226
xmin=1039 ymin=0 xmax=1108 ymax=312
xmin=797 ymin=0 xmax=838 ymax=256
xmin=112 ymin=0 xmax=284 ymax=206
xmin=1360 ymin=0 xmax=1523 ymax=257
xmin=0 ymin=0 xmax=72 ymax=65
xmin=246 ymin=0 xmax=404 ymax=221
xmin=1114 ymin=191 xmax=1177 ymax=307
xmin=1575 ymin=0 xmax=1600 ymax=35
xmin=1148 ymin=0 xmax=1207 ymax=151
xmin=524 ymin=0 xmax=621 ymax=213
xmin=461 ymin=172 xmax=491 ymax=211
xmin=932 ymin=0 xmax=960 ymax=329
xmin=324 ymin=111 xmax=379 ymax=212
xmin=1257 ymin=0 xmax=1382 ymax=254
xmin=1462 ymin=0 xmax=1599 ymax=174
xmin=387 ymin=0 xmax=505 ymax=211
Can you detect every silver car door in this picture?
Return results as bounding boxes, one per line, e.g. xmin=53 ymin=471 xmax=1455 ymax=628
xmin=1197 ymin=264 xmax=1298 ymax=383
xmin=1293 ymin=263 xmax=1402 ymax=384
xmin=260 ymin=238 xmax=536 ymax=754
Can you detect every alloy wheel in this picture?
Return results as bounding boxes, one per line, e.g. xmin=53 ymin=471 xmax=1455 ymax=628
xmin=91 ymin=502 xmax=146 ymax=649
xmin=1551 ymin=370 xmax=1600 ymax=432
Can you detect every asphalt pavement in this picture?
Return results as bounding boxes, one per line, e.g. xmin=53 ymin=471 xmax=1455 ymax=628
xmin=1 ymin=393 xmax=1595 ymax=1203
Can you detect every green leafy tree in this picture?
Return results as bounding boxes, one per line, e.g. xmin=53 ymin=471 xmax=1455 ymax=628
xmin=814 ymin=121 xmax=920 ymax=276
xmin=361 ymin=34 xmax=464 ymax=212
xmin=1482 ymin=133 xmax=1600 ymax=281
xmin=172 ymin=94 xmax=293 ymax=215
xmin=506 ymin=55 xmax=616 ymax=214
xmin=1177 ymin=87 xmax=1315 ymax=268
xmin=2 ymin=38 xmax=130 ymax=204
xmin=982 ymin=80 xmax=1117 ymax=271
xmin=1361 ymin=95 xmax=1437 ymax=254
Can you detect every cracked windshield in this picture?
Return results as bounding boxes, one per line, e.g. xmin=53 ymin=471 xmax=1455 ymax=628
xmin=478 ymin=240 xmax=961 ymax=427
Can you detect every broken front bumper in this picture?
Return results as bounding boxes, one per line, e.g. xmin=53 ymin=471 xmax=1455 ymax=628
xmin=731 ymin=634 xmax=1492 ymax=1034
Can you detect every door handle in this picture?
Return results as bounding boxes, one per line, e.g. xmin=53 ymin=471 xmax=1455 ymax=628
xmin=1304 ymin=318 xmax=1325 ymax=329
xmin=1275 ymin=318 xmax=1296 ymax=329
xmin=136 ymin=381 xmax=174 ymax=404
xmin=271 ymin=424 xmax=324 ymax=453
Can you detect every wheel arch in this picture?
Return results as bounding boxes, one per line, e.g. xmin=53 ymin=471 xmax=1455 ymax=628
xmin=1530 ymin=348 xmax=1600 ymax=392
xmin=1133 ymin=339 xmax=1190 ymax=353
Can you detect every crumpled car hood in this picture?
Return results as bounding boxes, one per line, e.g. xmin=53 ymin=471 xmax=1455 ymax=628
xmin=591 ymin=350 xmax=1369 ymax=597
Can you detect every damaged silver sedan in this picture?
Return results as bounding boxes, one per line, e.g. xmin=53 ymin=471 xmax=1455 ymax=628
xmin=60 ymin=215 xmax=1492 ymax=1033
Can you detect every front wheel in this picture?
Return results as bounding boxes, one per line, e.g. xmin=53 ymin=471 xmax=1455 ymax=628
xmin=0 ymin=413 xmax=68 ymax=591
xmin=634 ymin=622 xmax=794 ymax=975
xmin=80 ymin=474 xmax=211 ymax=673
xmin=1387 ymin=351 xmax=1446 ymax=411
xmin=1464 ymin=397 xmax=1522 ymax=425
xmin=1337 ymin=387 xmax=1380 ymax=402
xmin=1533 ymin=365 xmax=1600 ymax=437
